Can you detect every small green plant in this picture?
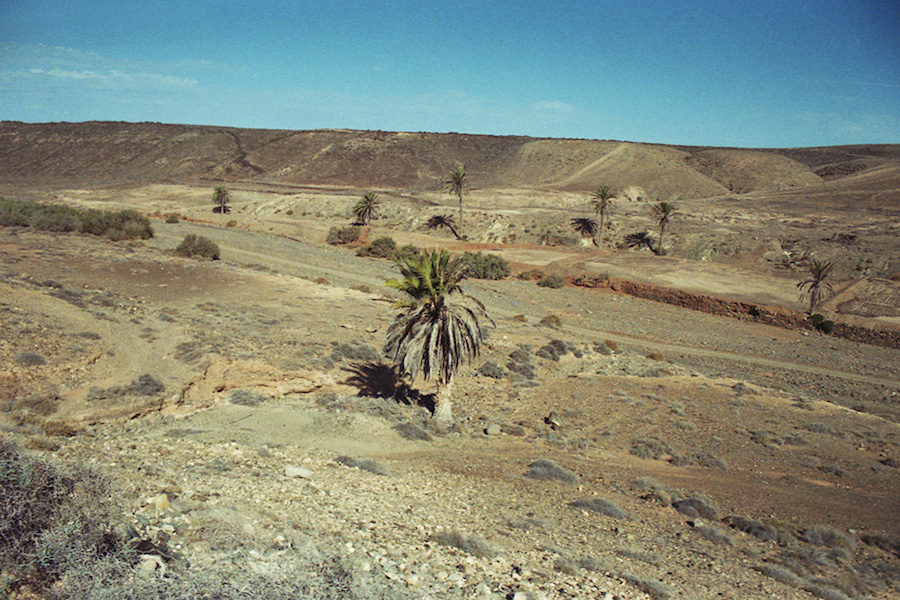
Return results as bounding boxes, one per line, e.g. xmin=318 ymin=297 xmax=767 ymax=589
xmin=226 ymin=219 xmax=238 ymax=228
xmin=326 ymin=225 xmax=362 ymax=245
xmin=604 ymin=339 xmax=619 ymax=352
xmin=537 ymin=273 xmax=566 ymax=288
xmin=165 ymin=213 xmax=181 ymax=223
xmin=175 ymin=234 xmax=221 ymax=260
xmin=646 ymin=351 xmax=666 ymax=361
xmin=458 ymin=251 xmax=511 ymax=280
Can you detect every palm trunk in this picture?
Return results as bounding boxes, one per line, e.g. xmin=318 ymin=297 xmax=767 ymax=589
xmin=434 ymin=379 xmax=453 ymax=426
xmin=457 ymin=192 xmax=464 ymax=237
xmin=658 ymin=226 xmax=665 ymax=255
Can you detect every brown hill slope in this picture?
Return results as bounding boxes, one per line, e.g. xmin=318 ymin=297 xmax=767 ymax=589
xmin=1 ymin=121 xmax=898 ymax=202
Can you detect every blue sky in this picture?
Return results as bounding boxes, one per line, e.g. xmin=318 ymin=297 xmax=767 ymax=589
xmin=1 ymin=0 xmax=898 ymax=147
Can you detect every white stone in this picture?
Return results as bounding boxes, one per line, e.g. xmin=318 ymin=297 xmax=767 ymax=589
xmin=285 ymin=465 xmax=312 ymax=478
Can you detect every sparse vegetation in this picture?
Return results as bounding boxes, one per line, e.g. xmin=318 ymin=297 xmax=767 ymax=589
xmin=537 ymin=273 xmax=566 ymax=288
xmin=569 ymin=497 xmax=630 ymax=519
xmin=431 ymin=529 xmax=499 ymax=557
xmin=458 ymin=251 xmax=511 ymax=279
xmin=175 ymin=233 xmax=221 ymax=260
xmin=538 ymin=314 xmax=562 ymax=328
xmin=356 ymin=236 xmax=399 ymax=258
xmin=525 ymin=458 xmax=579 ymax=484
xmin=326 ymin=225 xmax=362 ymax=245
xmin=0 ymin=197 xmax=153 ymax=240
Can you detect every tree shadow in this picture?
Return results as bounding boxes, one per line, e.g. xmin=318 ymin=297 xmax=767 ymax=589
xmin=212 ymin=205 xmax=231 ymax=214
xmin=344 ymin=361 xmax=435 ymax=414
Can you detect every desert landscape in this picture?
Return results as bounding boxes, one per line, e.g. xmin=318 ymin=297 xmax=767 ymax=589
xmin=1 ymin=121 xmax=899 ymax=600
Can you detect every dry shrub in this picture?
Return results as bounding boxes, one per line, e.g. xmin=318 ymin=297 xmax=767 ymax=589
xmin=175 ymin=234 xmax=220 ymax=260
xmin=431 ymin=529 xmax=499 ymax=557
xmin=525 ymin=458 xmax=579 ymax=484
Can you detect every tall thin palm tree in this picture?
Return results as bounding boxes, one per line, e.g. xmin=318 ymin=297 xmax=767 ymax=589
xmin=571 ymin=217 xmax=599 ymax=246
xmin=443 ymin=167 xmax=468 ymax=237
xmin=425 ymin=214 xmax=461 ymax=239
xmin=353 ymin=191 xmax=380 ymax=225
xmin=798 ymin=258 xmax=835 ymax=314
xmin=651 ymin=200 xmax=678 ymax=255
xmin=590 ymin=187 xmax=615 ymax=237
xmin=212 ymin=186 xmax=231 ymax=214
xmin=383 ymin=249 xmax=492 ymax=425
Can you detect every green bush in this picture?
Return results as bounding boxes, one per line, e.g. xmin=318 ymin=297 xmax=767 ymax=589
xmin=0 ymin=198 xmax=153 ymax=240
xmin=165 ymin=213 xmax=181 ymax=223
xmin=356 ymin=236 xmax=397 ymax=258
xmin=537 ymin=273 xmax=566 ymax=288
xmin=326 ymin=225 xmax=361 ymax=245
xmin=175 ymin=234 xmax=221 ymax=260
xmin=458 ymin=251 xmax=511 ymax=280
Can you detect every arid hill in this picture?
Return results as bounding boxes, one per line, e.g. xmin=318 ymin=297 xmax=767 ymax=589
xmin=2 ymin=121 xmax=898 ymax=205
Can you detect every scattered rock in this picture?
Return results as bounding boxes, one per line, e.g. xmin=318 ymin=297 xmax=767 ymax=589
xmin=285 ymin=465 xmax=313 ymax=478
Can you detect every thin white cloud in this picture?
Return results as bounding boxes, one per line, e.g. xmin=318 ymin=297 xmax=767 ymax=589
xmin=534 ymin=100 xmax=576 ymax=112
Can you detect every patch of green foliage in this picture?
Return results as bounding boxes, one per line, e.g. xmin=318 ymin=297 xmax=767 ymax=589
xmin=537 ymin=273 xmax=566 ymax=288
xmin=326 ymin=225 xmax=362 ymax=245
xmin=175 ymin=234 xmax=221 ymax=260
xmin=458 ymin=251 xmax=511 ymax=280
xmin=0 ymin=197 xmax=153 ymax=240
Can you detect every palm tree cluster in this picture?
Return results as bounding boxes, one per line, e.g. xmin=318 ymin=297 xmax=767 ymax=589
xmin=383 ymin=249 xmax=492 ymax=425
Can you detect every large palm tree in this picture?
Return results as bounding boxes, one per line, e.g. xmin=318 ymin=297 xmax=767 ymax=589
xmin=443 ymin=167 xmax=468 ymax=237
xmin=353 ymin=191 xmax=380 ymax=225
xmin=212 ymin=186 xmax=231 ymax=214
xmin=590 ymin=187 xmax=615 ymax=237
xmin=651 ymin=200 xmax=678 ymax=255
xmin=424 ymin=214 xmax=461 ymax=239
xmin=798 ymin=258 xmax=835 ymax=314
xmin=383 ymin=249 xmax=492 ymax=425
xmin=571 ymin=217 xmax=599 ymax=246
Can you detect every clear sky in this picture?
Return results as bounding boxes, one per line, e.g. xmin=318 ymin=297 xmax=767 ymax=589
xmin=1 ymin=0 xmax=898 ymax=148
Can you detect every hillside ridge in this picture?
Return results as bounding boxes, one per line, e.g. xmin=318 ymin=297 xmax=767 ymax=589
xmin=2 ymin=121 xmax=899 ymax=203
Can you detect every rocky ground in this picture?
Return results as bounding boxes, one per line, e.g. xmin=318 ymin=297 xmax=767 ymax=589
xmin=1 ymin=184 xmax=899 ymax=599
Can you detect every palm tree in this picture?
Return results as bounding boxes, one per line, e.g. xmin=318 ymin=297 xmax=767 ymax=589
xmin=590 ymin=187 xmax=615 ymax=237
xmin=443 ymin=166 xmax=468 ymax=237
xmin=651 ymin=200 xmax=678 ymax=255
xmin=424 ymin=214 xmax=461 ymax=239
xmin=212 ymin=186 xmax=231 ymax=214
xmin=570 ymin=217 xmax=599 ymax=246
xmin=798 ymin=258 xmax=835 ymax=315
xmin=383 ymin=249 xmax=492 ymax=425
xmin=353 ymin=191 xmax=380 ymax=225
